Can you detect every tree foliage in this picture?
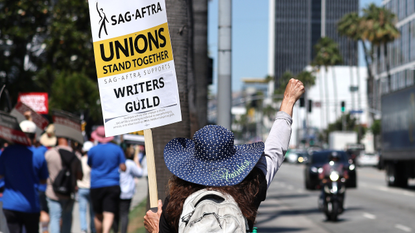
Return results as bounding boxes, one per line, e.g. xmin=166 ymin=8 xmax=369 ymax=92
xmin=360 ymin=4 xmax=400 ymax=46
xmin=0 ymin=0 xmax=100 ymax=121
xmin=0 ymin=0 xmax=51 ymax=105
xmin=297 ymin=71 xmax=316 ymax=88
xmin=338 ymin=12 xmax=361 ymax=41
xmin=49 ymin=71 xmax=101 ymax=123
xmin=322 ymin=113 xmax=367 ymax=143
xmin=312 ymin=37 xmax=343 ymax=72
xmin=36 ymin=0 xmax=96 ymax=92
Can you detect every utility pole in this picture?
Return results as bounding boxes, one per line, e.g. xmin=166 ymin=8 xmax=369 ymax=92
xmin=217 ymin=0 xmax=232 ymax=129
xmin=268 ymin=0 xmax=275 ymax=96
xmin=321 ymin=0 xmax=326 ymax=37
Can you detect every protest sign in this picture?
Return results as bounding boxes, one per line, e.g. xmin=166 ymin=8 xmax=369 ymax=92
xmin=89 ymin=0 xmax=181 ymax=137
xmin=10 ymin=102 xmax=49 ymax=138
xmin=53 ymin=110 xmax=84 ymax=144
xmin=17 ymin=92 xmax=48 ymax=114
xmin=123 ymin=133 xmax=145 ymax=145
xmin=0 ymin=111 xmax=30 ymax=146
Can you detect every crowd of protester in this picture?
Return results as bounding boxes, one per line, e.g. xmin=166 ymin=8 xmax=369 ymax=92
xmin=0 ymin=112 xmax=145 ymax=233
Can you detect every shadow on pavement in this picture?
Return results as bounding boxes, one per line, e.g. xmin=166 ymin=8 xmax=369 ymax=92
xmin=254 ymin=227 xmax=307 ymax=232
xmin=257 ymin=205 xmax=364 ymax=225
xmin=266 ymin=193 xmax=318 ymax=199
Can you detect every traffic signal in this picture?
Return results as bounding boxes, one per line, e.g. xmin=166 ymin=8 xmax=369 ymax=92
xmin=308 ymin=100 xmax=312 ymax=112
xmin=299 ymin=96 xmax=305 ymax=107
xmin=341 ymin=101 xmax=345 ymax=112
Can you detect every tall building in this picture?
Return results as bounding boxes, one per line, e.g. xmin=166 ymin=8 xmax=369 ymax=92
xmin=271 ymin=0 xmax=359 ymax=86
xmin=374 ymin=0 xmax=415 ymax=110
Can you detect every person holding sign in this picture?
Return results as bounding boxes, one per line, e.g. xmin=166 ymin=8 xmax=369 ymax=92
xmin=0 ymin=120 xmax=49 ymax=233
xmin=144 ymin=79 xmax=304 ymax=233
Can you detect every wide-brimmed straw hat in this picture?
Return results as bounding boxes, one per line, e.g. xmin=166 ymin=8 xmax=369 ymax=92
xmin=39 ymin=124 xmax=57 ymax=147
xmin=164 ymin=125 xmax=264 ymax=187
xmin=91 ymin=126 xmax=114 ymax=143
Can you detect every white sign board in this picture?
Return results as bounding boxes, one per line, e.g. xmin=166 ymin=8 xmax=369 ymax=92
xmin=88 ymin=0 xmax=181 ymax=137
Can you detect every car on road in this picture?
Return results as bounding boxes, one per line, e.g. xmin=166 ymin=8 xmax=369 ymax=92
xmin=285 ymin=149 xmax=309 ymax=164
xmin=356 ymin=152 xmax=379 ymax=167
xmin=304 ymin=150 xmax=357 ymax=190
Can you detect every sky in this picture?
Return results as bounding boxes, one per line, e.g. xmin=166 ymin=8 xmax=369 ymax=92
xmin=207 ymin=0 xmax=383 ymax=94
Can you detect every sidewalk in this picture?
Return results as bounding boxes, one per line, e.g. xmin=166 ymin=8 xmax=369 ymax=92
xmin=70 ymin=177 xmax=148 ymax=233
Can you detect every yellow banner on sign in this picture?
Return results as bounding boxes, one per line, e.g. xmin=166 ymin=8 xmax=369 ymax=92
xmin=93 ymin=22 xmax=173 ymax=78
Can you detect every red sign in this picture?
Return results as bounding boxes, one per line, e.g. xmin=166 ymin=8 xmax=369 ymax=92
xmin=18 ymin=92 xmax=48 ymax=114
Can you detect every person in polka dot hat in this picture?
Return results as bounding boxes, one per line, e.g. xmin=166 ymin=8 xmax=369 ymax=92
xmin=144 ymin=79 xmax=305 ymax=233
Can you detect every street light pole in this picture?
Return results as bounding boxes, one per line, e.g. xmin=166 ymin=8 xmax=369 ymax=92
xmin=217 ymin=0 xmax=232 ymax=129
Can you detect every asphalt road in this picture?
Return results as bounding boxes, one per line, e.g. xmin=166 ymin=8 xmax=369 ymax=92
xmin=255 ymin=163 xmax=415 ymax=233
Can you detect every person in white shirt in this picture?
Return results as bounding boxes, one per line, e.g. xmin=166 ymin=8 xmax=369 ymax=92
xmin=113 ymin=145 xmax=143 ymax=233
xmin=77 ymin=141 xmax=96 ymax=233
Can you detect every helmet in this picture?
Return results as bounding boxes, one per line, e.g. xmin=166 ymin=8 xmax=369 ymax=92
xmin=328 ymin=152 xmax=340 ymax=162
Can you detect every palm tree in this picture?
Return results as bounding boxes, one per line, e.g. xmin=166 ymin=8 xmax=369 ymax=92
xmin=312 ymin=37 xmax=343 ymax=123
xmin=338 ymin=12 xmax=364 ymax=141
xmin=360 ymin=3 xmax=400 ymax=99
xmin=152 ymin=0 xmax=194 ymax=204
xmin=297 ymin=70 xmax=316 ymax=88
xmin=338 ymin=12 xmax=360 ymax=112
xmin=297 ymin=70 xmax=316 ymax=144
xmin=193 ymin=0 xmax=209 ymax=129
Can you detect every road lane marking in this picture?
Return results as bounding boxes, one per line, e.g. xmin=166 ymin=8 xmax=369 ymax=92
xmin=395 ymin=224 xmax=412 ymax=232
xmin=375 ymin=186 xmax=415 ymax=197
xmin=363 ymin=212 xmax=376 ymax=219
xmin=359 ymin=182 xmax=415 ymax=197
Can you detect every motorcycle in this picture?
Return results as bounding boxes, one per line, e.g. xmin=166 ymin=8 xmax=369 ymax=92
xmin=318 ymin=170 xmax=346 ymax=221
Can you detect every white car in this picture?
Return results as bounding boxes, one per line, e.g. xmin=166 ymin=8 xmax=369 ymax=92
xmin=356 ymin=152 xmax=379 ymax=167
xmin=285 ymin=149 xmax=308 ymax=164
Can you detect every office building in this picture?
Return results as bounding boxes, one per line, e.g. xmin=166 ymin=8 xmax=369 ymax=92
xmin=270 ymin=0 xmax=359 ymax=86
xmin=374 ymin=0 xmax=415 ymax=109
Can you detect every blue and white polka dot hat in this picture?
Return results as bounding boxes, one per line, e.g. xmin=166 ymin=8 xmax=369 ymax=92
xmin=164 ymin=125 xmax=264 ymax=187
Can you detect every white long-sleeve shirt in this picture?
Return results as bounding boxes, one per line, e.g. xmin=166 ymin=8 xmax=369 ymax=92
xmin=255 ymin=111 xmax=292 ymax=188
xmin=120 ymin=159 xmax=143 ymax=199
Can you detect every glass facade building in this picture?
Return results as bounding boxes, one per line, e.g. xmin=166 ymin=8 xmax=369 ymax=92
xmin=273 ymin=0 xmax=358 ymax=85
xmin=374 ymin=0 xmax=415 ymax=106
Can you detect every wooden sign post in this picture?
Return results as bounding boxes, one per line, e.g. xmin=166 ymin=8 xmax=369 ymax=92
xmin=144 ymin=129 xmax=158 ymax=207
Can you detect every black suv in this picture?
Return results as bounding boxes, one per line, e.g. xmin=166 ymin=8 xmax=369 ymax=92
xmin=304 ymin=150 xmax=357 ymax=190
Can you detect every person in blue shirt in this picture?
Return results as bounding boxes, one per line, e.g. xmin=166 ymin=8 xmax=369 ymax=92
xmin=112 ymin=145 xmax=143 ymax=233
xmin=0 ymin=142 xmax=6 ymax=200
xmin=88 ymin=126 xmax=126 ymax=233
xmin=0 ymin=120 xmax=49 ymax=233
xmin=0 ymin=141 xmax=8 ymax=233
xmin=37 ymin=131 xmax=55 ymax=233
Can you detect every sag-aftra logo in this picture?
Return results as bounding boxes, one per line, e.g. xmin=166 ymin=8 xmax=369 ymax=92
xmin=96 ymin=1 xmax=163 ymax=38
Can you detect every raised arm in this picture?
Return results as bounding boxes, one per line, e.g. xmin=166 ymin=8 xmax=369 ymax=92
xmin=257 ymin=79 xmax=304 ymax=187
xmin=280 ymin=78 xmax=305 ymax=117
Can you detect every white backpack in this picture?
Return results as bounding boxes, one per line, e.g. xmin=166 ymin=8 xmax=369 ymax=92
xmin=178 ymin=189 xmax=249 ymax=233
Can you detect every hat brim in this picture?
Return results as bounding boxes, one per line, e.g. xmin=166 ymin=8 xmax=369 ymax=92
xmin=91 ymin=131 xmax=114 ymax=143
xmin=164 ymin=138 xmax=264 ymax=187
xmin=39 ymin=133 xmax=57 ymax=147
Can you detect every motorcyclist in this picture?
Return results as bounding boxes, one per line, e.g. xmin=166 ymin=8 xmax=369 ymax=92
xmin=318 ymin=152 xmax=349 ymax=212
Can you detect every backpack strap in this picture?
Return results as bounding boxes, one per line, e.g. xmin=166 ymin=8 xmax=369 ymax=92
xmin=57 ymin=149 xmax=77 ymax=168
xmin=190 ymin=190 xmax=228 ymax=207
